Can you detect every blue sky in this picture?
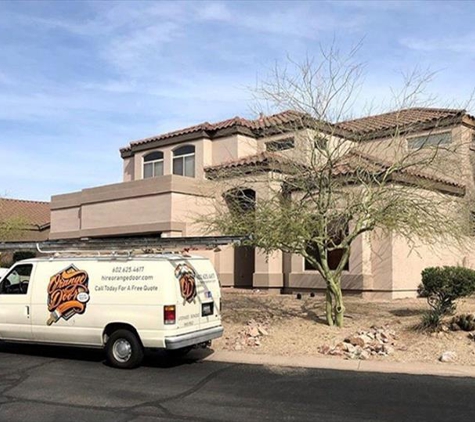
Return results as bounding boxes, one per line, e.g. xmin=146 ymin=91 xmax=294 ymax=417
xmin=1 ymin=0 xmax=475 ymax=201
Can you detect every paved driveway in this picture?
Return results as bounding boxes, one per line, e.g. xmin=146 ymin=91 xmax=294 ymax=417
xmin=0 ymin=343 xmax=474 ymax=422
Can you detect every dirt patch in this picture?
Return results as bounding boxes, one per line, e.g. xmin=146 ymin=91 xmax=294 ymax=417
xmin=214 ymin=290 xmax=475 ymax=366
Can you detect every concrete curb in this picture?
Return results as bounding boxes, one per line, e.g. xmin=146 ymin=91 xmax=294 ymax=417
xmin=196 ymin=350 xmax=475 ymax=378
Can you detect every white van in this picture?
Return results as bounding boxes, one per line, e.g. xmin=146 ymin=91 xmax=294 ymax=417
xmin=0 ymin=254 xmax=223 ymax=368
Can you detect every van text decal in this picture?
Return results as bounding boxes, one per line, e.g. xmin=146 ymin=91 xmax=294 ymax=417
xmin=47 ymin=265 xmax=90 ymax=325
xmin=175 ymin=264 xmax=197 ymax=303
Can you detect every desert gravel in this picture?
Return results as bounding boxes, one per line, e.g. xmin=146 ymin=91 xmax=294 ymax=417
xmin=214 ymin=290 xmax=475 ymax=366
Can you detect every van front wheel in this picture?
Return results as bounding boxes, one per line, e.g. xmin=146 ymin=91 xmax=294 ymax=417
xmin=106 ymin=329 xmax=144 ymax=369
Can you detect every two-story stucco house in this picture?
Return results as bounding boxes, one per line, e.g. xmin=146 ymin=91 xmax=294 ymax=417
xmin=49 ymin=108 xmax=475 ymax=299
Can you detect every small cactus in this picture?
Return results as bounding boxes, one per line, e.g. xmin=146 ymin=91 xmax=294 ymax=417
xmin=450 ymin=314 xmax=475 ymax=332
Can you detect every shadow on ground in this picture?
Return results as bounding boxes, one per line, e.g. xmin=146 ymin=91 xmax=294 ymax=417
xmin=390 ymin=308 xmax=426 ymax=317
xmin=223 ymin=295 xmax=331 ymax=326
xmin=0 ymin=342 xmax=214 ymax=369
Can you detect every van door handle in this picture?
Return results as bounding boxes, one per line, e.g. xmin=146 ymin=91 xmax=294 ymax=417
xmin=25 ymin=306 xmax=30 ymax=318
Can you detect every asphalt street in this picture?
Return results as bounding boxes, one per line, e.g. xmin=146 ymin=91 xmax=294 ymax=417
xmin=0 ymin=343 xmax=473 ymax=422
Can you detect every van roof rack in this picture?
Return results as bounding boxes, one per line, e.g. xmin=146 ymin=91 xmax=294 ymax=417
xmin=0 ymin=235 xmax=250 ymax=255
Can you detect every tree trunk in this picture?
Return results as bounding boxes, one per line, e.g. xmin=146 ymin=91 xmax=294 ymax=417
xmin=324 ymin=275 xmax=345 ymax=327
xmin=325 ymin=290 xmax=334 ymax=326
xmin=333 ymin=283 xmax=345 ymax=327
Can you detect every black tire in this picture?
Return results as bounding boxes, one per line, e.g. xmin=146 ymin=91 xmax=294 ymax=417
xmin=165 ymin=346 xmax=193 ymax=359
xmin=106 ymin=329 xmax=144 ymax=369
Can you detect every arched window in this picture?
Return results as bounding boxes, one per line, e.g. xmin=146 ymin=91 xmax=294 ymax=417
xmin=143 ymin=151 xmax=164 ymax=178
xmin=224 ymin=188 xmax=256 ymax=214
xmin=173 ymin=145 xmax=195 ymax=177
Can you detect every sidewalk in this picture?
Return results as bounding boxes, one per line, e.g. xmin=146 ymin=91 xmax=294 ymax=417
xmin=195 ymin=349 xmax=475 ymax=378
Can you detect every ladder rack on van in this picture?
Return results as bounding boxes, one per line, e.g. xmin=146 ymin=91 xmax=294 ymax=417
xmin=0 ymin=235 xmax=250 ymax=256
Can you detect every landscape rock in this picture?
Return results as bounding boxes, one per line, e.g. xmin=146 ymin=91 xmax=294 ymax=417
xmin=258 ymin=327 xmax=269 ymax=336
xmin=320 ymin=325 xmax=401 ymax=360
xmin=225 ymin=318 xmax=272 ymax=351
xmin=345 ymin=336 xmax=366 ymax=348
xmin=359 ymin=350 xmax=370 ymax=360
xmin=248 ymin=327 xmax=260 ymax=337
xmin=439 ymin=351 xmax=457 ymax=363
xmin=358 ymin=334 xmax=373 ymax=344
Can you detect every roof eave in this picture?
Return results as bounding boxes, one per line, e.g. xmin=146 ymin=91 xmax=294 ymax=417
xmin=349 ymin=115 xmax=465 ymax=142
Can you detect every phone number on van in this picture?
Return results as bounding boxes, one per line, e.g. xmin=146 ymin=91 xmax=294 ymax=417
xmin=112 ymin=266 xmax=145 ymax=273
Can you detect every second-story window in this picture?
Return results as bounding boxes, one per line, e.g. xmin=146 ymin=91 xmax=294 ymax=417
xmin=143 ymin=151 xmax=164 ymax=178
xmin=173 ymin=145 xmax=195 ymax=177
xmin=266 ymin=138 xmax=295 ymax=152
xmin=407 ymin=131 xmax=452 ymax=149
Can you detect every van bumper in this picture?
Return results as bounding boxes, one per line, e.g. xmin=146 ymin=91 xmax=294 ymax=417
xmin=165 ymin=326 xmax=224 ymax=350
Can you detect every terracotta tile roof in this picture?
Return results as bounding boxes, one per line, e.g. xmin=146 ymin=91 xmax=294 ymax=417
xmin=336 ymin=108 xmax=466 ymax=138
xmin=332 ymin=150 xmax=464 ymax=189
xmin=121 ymin=107 xmax=471 ymax=154
xmin=205 ymin=151 xmax=294 ymax=174
xmin=120 ymin=110 xmax=307 ymax=153
xmin=0 ymin=198 xmax=50 ymax=229
xmin=205 ymin=149 xmax=464 ymax=192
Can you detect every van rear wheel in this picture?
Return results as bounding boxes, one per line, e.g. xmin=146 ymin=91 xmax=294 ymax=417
xmin=106 ymin=329 xmax=144 ymax=369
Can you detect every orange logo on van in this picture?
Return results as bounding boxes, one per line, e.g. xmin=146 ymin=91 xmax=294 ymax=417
xmin=175 ymin=264 xmax=197 ymax=303
xmin=46 ymin=265 xmax=90 ymax=325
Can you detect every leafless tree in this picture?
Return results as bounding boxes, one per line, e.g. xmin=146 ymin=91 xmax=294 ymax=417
xmin=201 ymin=45 xmax=472 ymax=327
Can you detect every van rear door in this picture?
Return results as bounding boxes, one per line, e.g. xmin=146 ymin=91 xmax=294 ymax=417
xmin=178 ymin=258 xmax=221 ymax=329
xmin=186 ymin=258 xmax=221 ymax=330
xmin=171 ymin=260 xmax=202 ymax=332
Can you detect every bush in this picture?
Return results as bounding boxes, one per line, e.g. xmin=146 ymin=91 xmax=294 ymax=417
xmin=418 ymin=266 xmax=475 ymax=329
xmin=420 ymin=310 xmax=443 ymax=330
xmin=12 ymin=251 xmax=36 ymax=263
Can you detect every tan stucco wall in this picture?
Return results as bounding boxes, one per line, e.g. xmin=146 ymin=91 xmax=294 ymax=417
xmin=211 ymin=135 xmax=258 ymax=165
xmin=123 ymin=156 xmax=135 ymax=182
xmin=212 ymin=137 xmax=238 ymax=164
xmin=367 ymin=231 xmax=394 ymax=299
xmin=169 ymin=192 xmax=215 ymax=236
xmin=50 ymin=207 xmax=80 ymax=234
xmin=50 ymin=175 xmax=210 ymax=239
xmin=390 ymin=235 xmax=475 ymax=298
xmin=80 ymin=194 xmax=172 ymax=230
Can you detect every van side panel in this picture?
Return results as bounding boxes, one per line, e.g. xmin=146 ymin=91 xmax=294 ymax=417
xmin=23 ymin=255 xmax=222 ymax=349
xmin=30 ymin=259 xmax=176 ymax=346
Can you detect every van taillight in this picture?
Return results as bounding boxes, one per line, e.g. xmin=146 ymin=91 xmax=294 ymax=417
xmin=164 ymin=305 xmax=176 ymax=325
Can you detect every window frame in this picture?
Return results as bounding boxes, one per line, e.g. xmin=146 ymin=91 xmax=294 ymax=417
xmin=143 ymin=151 xmax=164 ymax=179
xmin=0 ymin=263 xmax=33 ymax=295
xmin=173 ymin=145 xmax=195 ymax=178
xmin=265 ymin=138 xmax=295 ymax=152
xmin=304 ymin=246 xmax=349 ymax=272
xmin=304 ymin=223 xmax=350 ymax=272
xmin=407 ymin=131 xmax=452 ymax=149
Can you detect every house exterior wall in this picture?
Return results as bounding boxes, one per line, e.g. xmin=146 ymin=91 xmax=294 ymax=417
xmin=50 ymin=175 xmax=207 ymax=239
xmin=49 ymin=115 xmax=475 ymax=299
xmin=123 ymin=156 xmax=135 ymax=182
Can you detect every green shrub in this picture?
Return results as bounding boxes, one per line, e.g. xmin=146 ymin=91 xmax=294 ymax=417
xmin=420 ymin=310 xmax=443 ymax=330
xmin=418 ymin=266 xmax=475 ymax=329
